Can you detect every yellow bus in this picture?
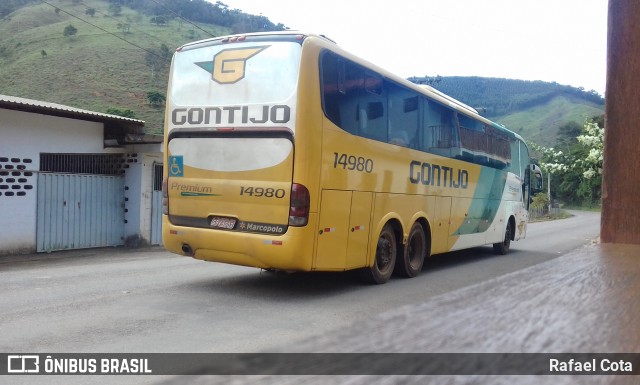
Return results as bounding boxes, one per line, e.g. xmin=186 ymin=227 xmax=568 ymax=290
xmin=162 ymin=31 xmax=542 ymax=283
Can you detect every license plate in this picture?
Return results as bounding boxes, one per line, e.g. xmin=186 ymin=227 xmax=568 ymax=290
xmin=209 ymin=216 xmax=236 ymax=230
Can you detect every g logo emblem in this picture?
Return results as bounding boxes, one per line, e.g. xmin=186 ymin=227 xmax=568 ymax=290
xmin=210 ymin=46 xmax=268 ymax=84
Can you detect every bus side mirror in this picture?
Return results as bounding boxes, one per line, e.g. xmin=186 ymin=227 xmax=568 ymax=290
xmin=530 ymin=164 xmax=543 ymax=193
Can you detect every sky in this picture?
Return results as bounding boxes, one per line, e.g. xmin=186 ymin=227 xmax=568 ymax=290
xmin=220 ymin=0 xmax=608 ymax=95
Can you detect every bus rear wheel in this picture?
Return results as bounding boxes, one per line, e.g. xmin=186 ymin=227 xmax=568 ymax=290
xmin=394 ymin=222 xmax=427 ymax=278
xmin=493 ymin=222 xmax=512 ymax=255
xmin=361 ymin=223 xmax=397 ymax=284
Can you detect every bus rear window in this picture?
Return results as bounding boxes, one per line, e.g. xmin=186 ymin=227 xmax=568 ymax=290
xmin=168 ymin=137 xmax=293 ymax=172
xmin=170 ymin=42 xmax=302 ymax=107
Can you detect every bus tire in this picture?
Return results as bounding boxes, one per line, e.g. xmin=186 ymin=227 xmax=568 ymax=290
xmin=394 ymin=222 xmax=427 ymax=278
xmin=493 ymin=221 xmax=512 ymax=255
xmin=361 ymin=223 xmax=398 ymax=284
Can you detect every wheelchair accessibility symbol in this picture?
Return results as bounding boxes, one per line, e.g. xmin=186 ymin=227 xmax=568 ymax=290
xmin=169 ymin=156 xmax=184 ymax=177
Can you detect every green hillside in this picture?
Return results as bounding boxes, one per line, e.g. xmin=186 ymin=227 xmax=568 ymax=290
xmin=492 ymin=95 xmax=604 ymax=145
xmin=0 ymin=0 xmax=283 ymax=133
xmin=1 ymin=1 xmax=605 ymax=146
xmin=411 ymin=76 xmax=605 ymax=146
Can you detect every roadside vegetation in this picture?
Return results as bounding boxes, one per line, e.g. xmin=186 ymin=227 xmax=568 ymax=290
xmin=530 ymin=116 xmax=604 ymax=210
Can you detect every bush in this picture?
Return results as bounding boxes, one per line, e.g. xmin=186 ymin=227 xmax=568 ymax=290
xmin=106 ymin=108 xmax=136 ymax=119
xmin=531 ymin=192 xmax=550 ymax=211
xmin=63 ymin=24 xmax=77 ymax=37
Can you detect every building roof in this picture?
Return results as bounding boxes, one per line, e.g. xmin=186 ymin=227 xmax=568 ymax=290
xmin=0 ymin=94 xmax=144 ymax=125
xmin=0 ymin=94 xmax=162 ymax=146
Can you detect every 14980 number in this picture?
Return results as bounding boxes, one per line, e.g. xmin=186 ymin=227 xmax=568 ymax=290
xmin=240 ymin=186 xmax=286 ymax=198
xmin=333 ymin=152 xmax=373 ymax=173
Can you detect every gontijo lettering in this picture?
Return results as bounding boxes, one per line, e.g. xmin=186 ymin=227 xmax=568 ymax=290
xmin=409 ymin=160 xmax=469 ymax=189
xmin=171 ymin=105 xmax=291 ymax=126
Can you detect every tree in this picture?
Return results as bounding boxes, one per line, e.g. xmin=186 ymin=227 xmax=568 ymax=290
xmin=159 ymin=43 xmax=170 ymax=59
xmin=145 ymin=44 xmax=171 ymax=78
xmin=531 ymin=117 xmax=604 ymax=206
xmin=556 ymin=121 xmax=582 ymax=150
xmin=85 ymin=8 xmax=96 ymax=17
xmin=150 ymin=16 xmax=167 ymax=26
xmin=63 ymin=24 xmax=77 ymax=37
xmin=40 ymin=50 xmax=47 ymax=59
xmin=146 ymin=91 xmax=165 ymax=107
xmin=1 ymin=1 xmax=40 ymax=18
xmin=530 ymin=192 xmax=550 ymax=214
xmin=575 ymin=120 xmax=604 ymax=181
xmin=117 ymin=23 xmax=131 ymax=34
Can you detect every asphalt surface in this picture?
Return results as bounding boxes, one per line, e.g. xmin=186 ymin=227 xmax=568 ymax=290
xmin=0 ymin=210 xmax=607 ymax=385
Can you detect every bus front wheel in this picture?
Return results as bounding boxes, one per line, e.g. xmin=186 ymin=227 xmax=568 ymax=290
xmin=394 ymin=222 xmax=427 ymax=278
xmin=361 ymin=223 xmax=398 ymax=284
xmin=493 ymin=222 xmax=512 ymax=255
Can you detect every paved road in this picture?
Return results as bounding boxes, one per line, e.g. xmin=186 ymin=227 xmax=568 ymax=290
xmin=0 ymin=211 xmax=600 ymax=383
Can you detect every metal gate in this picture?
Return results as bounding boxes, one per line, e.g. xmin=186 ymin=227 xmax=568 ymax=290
xmin=37 ymin=173 xmax=125 ymax=252
xmin=151 ymin=163 xmax=163 ymax=245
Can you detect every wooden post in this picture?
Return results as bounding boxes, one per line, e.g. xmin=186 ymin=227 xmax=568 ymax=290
xmin=601 ymin=0 xmax=640 ymax=244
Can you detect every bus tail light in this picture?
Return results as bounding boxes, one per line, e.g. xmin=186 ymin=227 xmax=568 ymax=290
xmin=288 ymin=183 xmax=310 ymax=226
xmin=162 ymin=177 xmax=169 ymax=215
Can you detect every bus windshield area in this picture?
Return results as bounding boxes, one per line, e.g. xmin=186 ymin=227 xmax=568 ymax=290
xmin=168 ymin=41 xmax=302 ymax=131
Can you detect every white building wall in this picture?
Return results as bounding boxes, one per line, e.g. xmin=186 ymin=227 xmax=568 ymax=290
xmin=123 ymin=154 xmax=142 ymax=245
xmin=119 ymin=146 xmax=162 ymax=246
xmin=2 ymin=109 xmax=120 ymax=153
xmin=0 ymin=108 xmax=125 ymax=253
xmin=139 ymin=152 xmax=163 ymax=245
xmin=0 ymin=108 xmax=161 ymax=254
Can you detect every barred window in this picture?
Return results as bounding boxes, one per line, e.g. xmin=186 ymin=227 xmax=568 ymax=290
xmin=40 ymin=153 xmax=124 ymax=175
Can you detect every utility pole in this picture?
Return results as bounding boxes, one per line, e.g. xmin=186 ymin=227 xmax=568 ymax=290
xmin=547 ymin=171 xmax=552 ymax=214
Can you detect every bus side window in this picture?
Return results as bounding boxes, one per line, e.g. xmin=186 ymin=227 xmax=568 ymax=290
xmin=458 ymin=113 xmax=486 ymax=164
xmin=519 ymin=140 xmax=530 ymax=179
xmin=421 ymin=99 xmax=454 ymax=157
xmin=320 ymin=52 xmax=364 ymax=135
xmin=485 ymin=125 xmax=510 ymax=169
xmin=357 ymin=74 xmax=387 ymax=142
xmin=388 ymin=82 xmax=419 ymax=148
xmin=320 ymin=52 xmax=343 ymax=129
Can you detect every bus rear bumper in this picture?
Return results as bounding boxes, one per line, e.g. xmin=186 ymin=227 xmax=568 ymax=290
xmin=162 ymin=214 xmax=317 ymax=271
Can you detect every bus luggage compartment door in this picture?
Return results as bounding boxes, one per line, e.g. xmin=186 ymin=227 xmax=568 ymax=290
xmin=314 ymin=190 xmax=372 ymax=270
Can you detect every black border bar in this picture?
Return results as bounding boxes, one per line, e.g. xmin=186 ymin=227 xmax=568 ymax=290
xmin=2 ymin=353 xmax=639 ymax=375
